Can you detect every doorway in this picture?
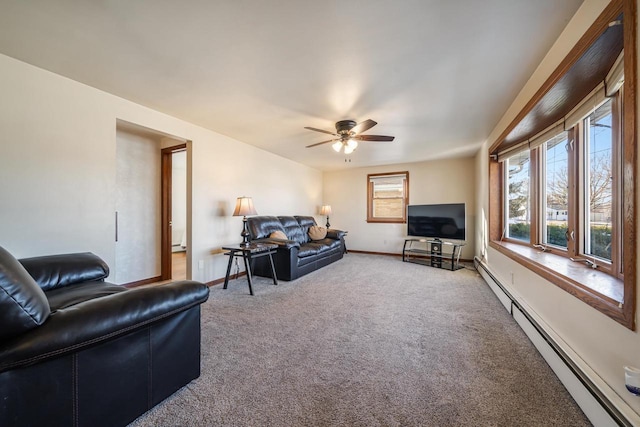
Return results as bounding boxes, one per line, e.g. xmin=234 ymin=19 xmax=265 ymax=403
xmin=161 ymin=145 xmax=187 ymax=281
xmin=115 ymin=120 xmax=189 ymax=286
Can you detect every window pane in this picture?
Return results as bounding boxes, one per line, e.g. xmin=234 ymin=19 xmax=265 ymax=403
xmin=584 ymin=99 xmax=613 ymax=261
xmin=373 ymin=198 xmax=404 ymax=218
xmin=372 ymin=177 xmax=404 ymax=199
xmin=507 ymin=151 xmax=530 ymax=242
xmin=544 ymin=133 xmax=569 ymax=248
xmin=368 ymin=172 xmax=408 ymax=222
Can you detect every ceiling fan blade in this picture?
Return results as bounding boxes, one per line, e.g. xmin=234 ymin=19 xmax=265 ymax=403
xmin=306 ymin=138 xmax=339 ymax=148
xmin=304 ymin=126 xmax=338 ymax=136
xmin=353 ymin=135 xmax=395 ymax=141
xmin=350 ymin=119 xmax=377 ymax=135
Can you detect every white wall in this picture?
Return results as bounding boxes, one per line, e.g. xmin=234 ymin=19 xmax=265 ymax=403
xmin=0 ymin=52 xmax=322 ymax=283
xmin=475 ymin=0 xmax=640 ymax=420
xmin=323 ymin=157 xmax=476 ymax=260
xmin=115 ymin=128 xmax=161 ymax=283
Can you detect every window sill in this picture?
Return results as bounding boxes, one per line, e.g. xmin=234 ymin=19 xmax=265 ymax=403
xmin=366 ymin=219 xmax=406 ymax=224
xmin=489 ymin=240 xmax=628 ymax=327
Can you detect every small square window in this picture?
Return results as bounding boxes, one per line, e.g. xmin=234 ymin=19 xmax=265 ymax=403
xmin=367 ymin=172 xmax=409 ymax=223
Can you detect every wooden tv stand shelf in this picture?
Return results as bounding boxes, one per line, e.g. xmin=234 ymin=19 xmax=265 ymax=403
xmin=402 ymin=239 xmax=465 ymax=271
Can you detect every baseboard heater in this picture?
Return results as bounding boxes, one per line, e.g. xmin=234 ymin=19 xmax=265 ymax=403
xmin=474 ymin=256 xmax=632 ymax=427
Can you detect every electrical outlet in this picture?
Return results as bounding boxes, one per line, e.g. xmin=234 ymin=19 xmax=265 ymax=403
xmin=198 ymin=260 xmax=204 ymax=270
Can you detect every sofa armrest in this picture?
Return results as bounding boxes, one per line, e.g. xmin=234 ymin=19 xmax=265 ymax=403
xmin=252 ymin=238 xmax=300 ymax=250
xmin=19 ymin=252 xmax=109 ymax=291
xmin=0 ymin=280 xmax=209 ymax=373
xmin=327 ymin=229 xmax=346 ymax=240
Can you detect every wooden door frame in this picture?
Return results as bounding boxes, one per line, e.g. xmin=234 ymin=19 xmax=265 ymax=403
xmin=161 ymin=143 xmax=187 ymax=280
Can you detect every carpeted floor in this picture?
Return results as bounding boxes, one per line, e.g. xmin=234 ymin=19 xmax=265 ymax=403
xmin=130 ymin=253 xmax=590 ymax=426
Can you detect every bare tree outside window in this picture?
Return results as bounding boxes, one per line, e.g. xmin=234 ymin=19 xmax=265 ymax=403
xmin=545 ymin=133 xmax=569 ymax=248
xmin=585 ymin=99 xmax=613 ymax=261
xmin=506 ymin=151 xmax=530 ymax=241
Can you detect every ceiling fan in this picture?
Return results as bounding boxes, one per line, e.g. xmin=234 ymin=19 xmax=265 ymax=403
xmin=304 ymin=119 xmax=395 ymax=154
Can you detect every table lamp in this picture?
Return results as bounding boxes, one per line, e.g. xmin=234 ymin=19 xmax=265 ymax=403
xmin=320 ymin=205 xmax=332 ymax=228
xmin=233 ymin=196 xmax=257 ymax=246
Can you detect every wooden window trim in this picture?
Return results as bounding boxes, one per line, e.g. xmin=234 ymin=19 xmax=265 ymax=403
xmin=503 ymin=151 xmax=533 ymax=244
xmin=488 ymin=0 xmax=636 ymax=330
xmin=366 ymin=171 xmax=409 ymax=223
xmin=575 ymin=96 xmax=619 ymax=276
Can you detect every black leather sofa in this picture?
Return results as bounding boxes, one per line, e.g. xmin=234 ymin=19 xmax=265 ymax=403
xmin=247 ymin=215 xmax=345 ymax=281
xmin=0 ymin=246 xmax=209 ymax=427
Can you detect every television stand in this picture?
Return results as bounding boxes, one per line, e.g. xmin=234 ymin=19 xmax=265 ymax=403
xmin=402 ymin=238 xmax=465 ymax=271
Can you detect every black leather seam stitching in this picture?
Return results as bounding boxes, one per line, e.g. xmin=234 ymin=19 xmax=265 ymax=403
xmin=148 ymin=327 xmax=152 ymax=409
xmin=72 ymin=353 xmax=78 ymax=427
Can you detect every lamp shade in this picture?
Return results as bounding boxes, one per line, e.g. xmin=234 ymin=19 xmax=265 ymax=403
xmin=320 ymin=205 xmax=332 ymax=215
xmin=233 ymin=197 xmax=257 ymax=216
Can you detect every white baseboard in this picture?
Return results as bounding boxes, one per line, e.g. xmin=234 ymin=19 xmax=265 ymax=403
xmin=475 ymin=257 xmax=635 ymax=427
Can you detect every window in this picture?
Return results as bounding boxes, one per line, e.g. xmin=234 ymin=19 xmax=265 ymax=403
xmin=543 ymin=132 xmax=569 ymax=249
xmin=487 ymin=0 xmax=636 ymax=329
xmin=367 ymin=172 xmax=409 ymax=223
xmin=499 ymin=91 xmax=623 ymax=306
xmin=583 ymin=99 xmax=615 ymax=263
xmin=505 ymin=151 xmax=531 ymax=242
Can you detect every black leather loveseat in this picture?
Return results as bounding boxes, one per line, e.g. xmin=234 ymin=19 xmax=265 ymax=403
xmin=247 ymin=215 xmax=345 ymax=281
xmin=0 ymin=246 xmax=209 ymax=427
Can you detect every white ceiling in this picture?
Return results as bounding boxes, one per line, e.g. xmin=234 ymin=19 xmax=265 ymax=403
xmin=0 ymin=0 xmax=583 ymax=171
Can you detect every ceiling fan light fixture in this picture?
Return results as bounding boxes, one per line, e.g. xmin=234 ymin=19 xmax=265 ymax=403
xmin=305 ymin=119 xmax=394 ymax=154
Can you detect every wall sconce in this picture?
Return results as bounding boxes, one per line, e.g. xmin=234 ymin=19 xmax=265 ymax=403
xmin=320 ymin=205 xmax=332 ymax=229
xmin=233 ymin=196 xmax=257 ymax=246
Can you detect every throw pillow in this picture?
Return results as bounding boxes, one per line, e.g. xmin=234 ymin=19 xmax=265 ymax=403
xmin=269 ymin=230 xmax=288 ymax=240
xmin=0 ymin=246 xmax=51 ymax=340
xmin=308 ymin=226 xmax=327 ymax=240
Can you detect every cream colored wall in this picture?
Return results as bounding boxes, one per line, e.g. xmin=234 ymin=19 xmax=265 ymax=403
xmin=323 ymin=157 xmax=476 ymax=260
xmin=115 ymin=129 xmax=161 ymax=283
xmin=0 ymin=52 xmax=322 ymax=283
xmin=475 ymin=0 xmax=640 ymax=420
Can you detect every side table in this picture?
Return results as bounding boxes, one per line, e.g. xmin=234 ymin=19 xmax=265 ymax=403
xmin=222 ymin=243 xmax=278 ymax=295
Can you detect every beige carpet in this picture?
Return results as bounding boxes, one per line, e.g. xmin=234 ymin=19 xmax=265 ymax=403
xmin=130 ymin=253 xmax=590 ymax=426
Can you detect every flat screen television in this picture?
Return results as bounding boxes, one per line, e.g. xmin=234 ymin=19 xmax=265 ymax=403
xmin=407 ymin=203 xmax=466 ymax=241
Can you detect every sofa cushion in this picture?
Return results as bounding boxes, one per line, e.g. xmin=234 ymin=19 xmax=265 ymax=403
xmin=308 ymin=226 xmax=327 ymax=240
xmin=297 ymin=244 xmax=320 ymax=258
xmin=20 ymin=252 xmax=109 ymax=291
xmin=279 ymin=216 xmax=308 ymax=245
xmin=295 ymin=216 xmax=317 ymax=235
xmin=313 ymin=238 xmax=343 ymax=252
xmin=269 ymin=230 xmax=288 ymax=240
xmin=0 ymin=246 xmax=50 ymax=340
xmin=45 ymin=281 xmax=127 ymax=312
xmin=247 ymin=216 xmax=286 ymax=240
